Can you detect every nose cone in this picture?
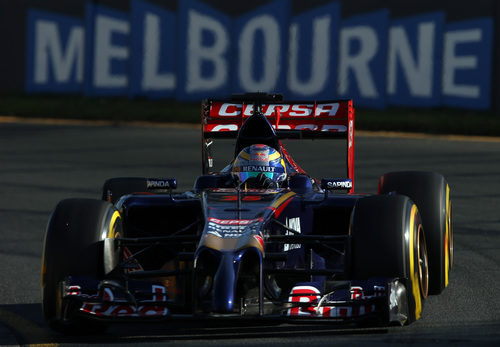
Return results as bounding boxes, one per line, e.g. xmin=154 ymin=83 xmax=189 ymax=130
xmin=212 ymin=251 xmax=238 ymax=313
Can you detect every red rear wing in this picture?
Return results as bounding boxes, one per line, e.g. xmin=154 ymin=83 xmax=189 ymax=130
xmin=201 ymin=99 xmax=355 ymax=191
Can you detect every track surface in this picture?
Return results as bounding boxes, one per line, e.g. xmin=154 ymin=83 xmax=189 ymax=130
xmin=0 ymin=122 xmax=499 ymax=346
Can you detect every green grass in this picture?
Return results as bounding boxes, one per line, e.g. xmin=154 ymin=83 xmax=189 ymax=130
xmin=0 ymin=94 xmax=201 ymax=123
xmin=356 ymin=108 xmax=500 ymax=136
xmin=1 ymin=94 xmax=499 ymax=136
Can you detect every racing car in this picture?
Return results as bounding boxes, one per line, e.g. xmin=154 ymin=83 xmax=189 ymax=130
xmin=41 ymin=93 xmax=453 ymax=333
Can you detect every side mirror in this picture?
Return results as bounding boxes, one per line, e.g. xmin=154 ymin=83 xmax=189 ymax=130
xmin=321 ymin=178 xmax=352 ymax=191
xmin=146 ymin=178 xmax=177 ymax=190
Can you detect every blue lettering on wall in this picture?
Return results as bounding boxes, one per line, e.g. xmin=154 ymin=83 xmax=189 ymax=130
xmin=177 ymin=0 xmax=231 ymax=101
xmin=23 ymin=1 xmax=495 ymax=111
xmin=84 ymin=3 xmax=130 ymax=96
xmin=338 ymin=10 xmax=389 ymax=109
xmin=129 ymin=0 xmax=176 ymax=99
xmin=232 ymin=0 xmax=289 ymax=95
xmin=25 ymin=9 xmax=84 ymax=93
xmin=287 ymin=2 xmax=340 ymax=100
xmin=442 ymin=18 xmax=493 ymax=109
xmin=387 ymin=12 xmax=445 ymax=107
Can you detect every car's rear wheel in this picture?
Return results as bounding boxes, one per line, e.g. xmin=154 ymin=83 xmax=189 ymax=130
xmin=378 ymin=171 xmax=453 ymax=294
xmin=42 ymin=198 xmax=120 ymax=333
xmin=349 ymin=195 xmax=428 ymax=324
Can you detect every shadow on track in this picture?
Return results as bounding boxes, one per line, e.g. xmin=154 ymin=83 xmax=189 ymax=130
xmin=0 ymin=303 xmax=388 ymax=345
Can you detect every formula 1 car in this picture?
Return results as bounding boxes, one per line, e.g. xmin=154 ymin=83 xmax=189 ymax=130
xmin=41 ymin=93 xmax=453 ymax=333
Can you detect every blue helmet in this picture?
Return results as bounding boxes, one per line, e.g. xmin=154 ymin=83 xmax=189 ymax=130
xmin=232 ymin=144 xmax=287 ymax=186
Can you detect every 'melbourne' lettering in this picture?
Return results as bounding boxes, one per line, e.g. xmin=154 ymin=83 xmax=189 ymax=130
xmin=25 ymin=2 xmax=493 ymax=110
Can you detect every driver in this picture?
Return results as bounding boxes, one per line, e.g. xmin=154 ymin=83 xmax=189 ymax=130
xmin=231 ymin=144 xmax=287 ymax=189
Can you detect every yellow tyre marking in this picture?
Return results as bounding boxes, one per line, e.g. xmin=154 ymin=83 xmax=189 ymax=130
xmin=409 ymin=204 xmax=422 ymax=320
xmin=444 ymin=184 xmax=451 ymax=287
xmin=107 ymin=210 xmax=121 ymax=239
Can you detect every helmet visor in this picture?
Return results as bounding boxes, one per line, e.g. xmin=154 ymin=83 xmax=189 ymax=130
xmin=233 ymin=165 xmax=286 ymax=184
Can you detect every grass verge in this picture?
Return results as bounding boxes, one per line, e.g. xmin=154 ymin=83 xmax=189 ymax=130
xmin=1 ymin=94 xmax=499 ymax=136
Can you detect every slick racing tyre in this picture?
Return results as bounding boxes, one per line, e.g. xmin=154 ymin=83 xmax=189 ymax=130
xmin=378 ymin=171 xmax=453 ymax=295
xmin=349 ymin=195 xmax=429 ymax=324
xmin=102 ymin=177 xmax=149 ymax=204
xmin=41 ymin=198 xmax=121 ymax=333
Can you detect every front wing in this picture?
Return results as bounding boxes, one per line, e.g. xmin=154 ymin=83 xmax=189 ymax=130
xmin=61 ymin=276 xmax=410 ymax=326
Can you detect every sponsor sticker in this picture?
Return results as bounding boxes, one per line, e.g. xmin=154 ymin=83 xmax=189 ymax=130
xmin=321 ymin=178 xmax=353 ymax=190
xmin=287 ymin=285 xmax=321 ymax=316
xmin=214 ymin=103 xmax=339 ymax=117
xmin=146 ymin=178 xmax=177 ymax=189
xmin=80 ymin=285 xmax=168 ymax=317
xmin=207 ymin=217 xmax=263 ymax=238
xmin=286 ymin=283 xmax=384 ymax=318
xmin=284 ymin=217 xmax=301 ymax=251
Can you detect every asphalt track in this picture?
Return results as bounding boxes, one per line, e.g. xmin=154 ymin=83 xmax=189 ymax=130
xmin=0 ymin=121 xmax=499 ymax=346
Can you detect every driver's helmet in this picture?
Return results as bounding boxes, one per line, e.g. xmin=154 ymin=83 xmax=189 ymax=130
xmin=232 ymin=144 xmax=287 ymax=186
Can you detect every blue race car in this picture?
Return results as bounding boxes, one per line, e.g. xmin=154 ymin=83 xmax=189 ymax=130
xmin=41 ymin=93 xmax=453 ymax=333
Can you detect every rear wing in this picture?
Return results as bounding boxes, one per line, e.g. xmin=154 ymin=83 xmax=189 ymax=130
xmin=201 ymin=96 xmax=355 ymax=190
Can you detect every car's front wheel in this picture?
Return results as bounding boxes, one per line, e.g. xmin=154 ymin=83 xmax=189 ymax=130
xmin=378 ymin=171 xmax=453 ymax=295
xmin=42 ymin=198 xmax=120 ymax=333
xmin=349 ymin=195 xmax=428 ymax=324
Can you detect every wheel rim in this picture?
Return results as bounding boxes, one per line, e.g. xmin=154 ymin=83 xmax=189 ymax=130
xmin=417 ymin=224 xmax=429 ymax=299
